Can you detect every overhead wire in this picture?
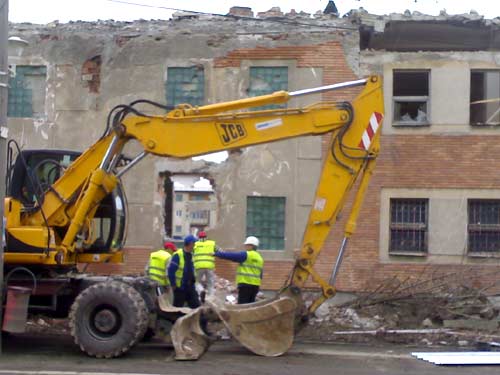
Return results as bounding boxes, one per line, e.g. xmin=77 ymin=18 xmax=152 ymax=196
xmin=105 ymin=0 xmax=358 ymax=31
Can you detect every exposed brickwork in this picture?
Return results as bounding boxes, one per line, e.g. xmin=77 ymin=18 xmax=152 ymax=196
xmin=81 ymin=55 xmax=101 ymax=93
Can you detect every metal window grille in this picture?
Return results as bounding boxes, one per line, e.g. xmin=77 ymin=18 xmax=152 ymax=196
xmin=468 ymin=199 xmax=500 ymax=253
xmin=246 ymin=196 xmax=286 ymax=250
xmin=7 ymin=65 xmax=47 ymax=118
xmin=248 ymin=67 xmax=288 ymax=110
xmin=165 ymin=66 xmax=204 ymax=107
xmin=389 ymin=198 xmax=428 ymax=253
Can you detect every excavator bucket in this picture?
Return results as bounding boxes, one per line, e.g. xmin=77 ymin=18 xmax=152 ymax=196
xmin=157 ymin=296 xmax=211 ymax=360
xmin=207 ymin=290 xmax=302 ymax=357
xmin=170 ymin=308 xmax=210 ymax=360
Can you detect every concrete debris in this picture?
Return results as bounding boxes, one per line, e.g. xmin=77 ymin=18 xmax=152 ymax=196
xmin=421 ymin=318 xmax=434 ymax=328
xmin=443 ymin=319 xmax=499 ymax=331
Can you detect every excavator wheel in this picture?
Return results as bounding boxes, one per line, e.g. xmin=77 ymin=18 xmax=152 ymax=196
xmin=69 ymin=281 xmax=149 ymax=358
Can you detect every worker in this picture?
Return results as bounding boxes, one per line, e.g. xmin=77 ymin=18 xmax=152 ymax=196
xmin=168 ymin=235 xmax=201 ymax=308
xmin=147 ymin=241 xmax=177 ymax=296
xmin=214 ymin=236 xmax=264 ymax=304
xmin=193 ymin=231 xmax=217 ymax=301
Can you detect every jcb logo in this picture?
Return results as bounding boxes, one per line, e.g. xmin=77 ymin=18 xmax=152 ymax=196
xmin=216 ymin=123 xmax=247 ymax=145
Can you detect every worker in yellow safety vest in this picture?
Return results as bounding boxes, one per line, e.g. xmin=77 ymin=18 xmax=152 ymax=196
xmin=147 ymin=241 xmax=176 ymax=295
xmin=193 ymin=231 xmax=218 ymax=301
xmin=214 ymin=236 xmax=264 ymax=304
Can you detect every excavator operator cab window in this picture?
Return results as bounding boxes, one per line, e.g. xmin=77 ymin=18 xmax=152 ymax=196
xmin=7 ymin=149 xmax=80 ymax=207
xmin=6 ymin=149 xmax=128 ymax=253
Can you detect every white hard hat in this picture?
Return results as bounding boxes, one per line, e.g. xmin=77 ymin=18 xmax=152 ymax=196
xmin=244 ymin=236 xmax=259 ymax=247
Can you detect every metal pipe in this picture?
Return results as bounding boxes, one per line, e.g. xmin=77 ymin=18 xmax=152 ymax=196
xmin=116 ymin=151 xmax=147 ymax=178
xmin=329 ymin=237 xmax=349 ymax=285
xmin=99 ymin=136 xmax=119 ymax=170
xmin=290 ymin=79 xmax=367 ymax=98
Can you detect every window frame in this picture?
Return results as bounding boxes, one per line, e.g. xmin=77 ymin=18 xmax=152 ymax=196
xmin=7 ymin=65 xmax=47 ymax=118
xmin=248 ymin=66 xmax=288 ymax=110
xmin=165 ymin=66 xmax=205 ymax=107
xmin=246 ymin=196 xmax=286 ymax=251
xmin=392 ymin=69 xmax=431 ymax=127
xmin=467 ymin=199 xmax=500 ymax=255
xmin=469 ymin=69 xmax=500 ymax=126
xmin=389 ymin=198 xmax=429 ymax=255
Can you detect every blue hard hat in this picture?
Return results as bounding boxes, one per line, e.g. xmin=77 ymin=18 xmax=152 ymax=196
xmin=184 ymin=234 xmax=197 ymax=245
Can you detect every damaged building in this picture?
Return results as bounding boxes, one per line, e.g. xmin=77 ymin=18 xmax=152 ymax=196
xmin=6 ymin=5 xmax=500 ymax=292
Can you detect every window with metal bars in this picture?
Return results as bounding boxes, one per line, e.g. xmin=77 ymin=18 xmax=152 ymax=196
xmin=7 ymin=65 xmax=47 ymax=118
xmin=246 ymin=196 xmax=285 ymax=250
xmin=468 ymin=199 xmax=500 ymax=253
xmin=248 ymin=66 xmax=288 ymax=110
xmin=165 ymin=66 xmax=204 ymax=107
xmin=389 ymin=198 xmax=428 ymax=253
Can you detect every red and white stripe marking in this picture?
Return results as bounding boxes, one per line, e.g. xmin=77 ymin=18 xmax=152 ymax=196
xmin=358 ymin=112 xmax=383 ymax=150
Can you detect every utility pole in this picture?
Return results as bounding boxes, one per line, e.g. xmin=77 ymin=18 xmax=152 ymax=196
xmin=0 ymin=0 xmax=9 ymax=354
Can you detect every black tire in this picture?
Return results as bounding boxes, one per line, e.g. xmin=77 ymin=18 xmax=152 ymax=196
xmin=69 ymin=281 xmax=148 ymax=358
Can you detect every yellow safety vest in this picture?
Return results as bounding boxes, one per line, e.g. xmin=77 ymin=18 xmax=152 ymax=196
xmin=236 ymin=250 xmax=264 ymax=286
xmin=148 ymin=250 xmax=171 ymax=286
xmin=172 ymin=248 xmax=185 ymax=288
xmin=193 ymin=240 xmax=216 ymax=270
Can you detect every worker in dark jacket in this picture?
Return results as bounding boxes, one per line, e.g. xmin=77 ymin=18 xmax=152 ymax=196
xmin=168 ymin=235 xmax=201 ymax=308
xmin=214 ymin=236 xmax=264 ymax=304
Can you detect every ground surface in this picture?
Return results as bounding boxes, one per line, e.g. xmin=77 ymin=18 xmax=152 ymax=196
xmin=1 ymin=333 xmax=499 ymax=375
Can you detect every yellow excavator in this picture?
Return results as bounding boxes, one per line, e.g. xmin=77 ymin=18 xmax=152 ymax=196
xmin=1 ymin=75 xmax=383 ymax=359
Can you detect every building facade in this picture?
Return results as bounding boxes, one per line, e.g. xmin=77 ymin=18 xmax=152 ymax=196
xmin=7 ymin=7 xmax=500 ymax=292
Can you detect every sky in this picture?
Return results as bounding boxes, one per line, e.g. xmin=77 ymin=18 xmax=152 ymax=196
xmin=9 ymin=0 xmax=500 ymax=23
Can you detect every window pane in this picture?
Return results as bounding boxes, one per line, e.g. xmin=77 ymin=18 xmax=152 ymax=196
xmin=389 ymin=198 xmax=428 ymax=253
xmin=393 ymin=71 xmax=429 ymax=96
xmin=166 ymin=66 xmax=204 ymax=107
xmin=394 ymin=101 xmax=427 ymax=123
xmin=249 ymin=67 xmax=288 ymax=110
xmin=470 ymin=70 xmax=500 ymax=125
xmin=246 ymin=196 xmax=286 ymax=250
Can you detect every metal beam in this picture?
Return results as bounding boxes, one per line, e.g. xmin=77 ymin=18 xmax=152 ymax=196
xmin=0 ymin=0 xmax=10 ymax=355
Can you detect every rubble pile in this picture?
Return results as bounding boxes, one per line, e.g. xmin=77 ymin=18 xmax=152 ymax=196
xmin=26 ymin=317 xmax=69 ymax=335
xmin=299 ymin=271 xmax=500 ymax=346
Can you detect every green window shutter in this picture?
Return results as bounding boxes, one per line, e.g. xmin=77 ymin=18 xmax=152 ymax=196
xmin=246 ymin=196 xmax=286 ymax=250
xmin=248 ymin=66 xmax=288 ymax=110
xmin=166 ymin=66 xmax=205 ymax=107
xmin=7 ymin=66 xmax=47 ymax=118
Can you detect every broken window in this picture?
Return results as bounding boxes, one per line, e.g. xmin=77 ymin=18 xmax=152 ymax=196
xmin=392 ymin=70 xmax=429 ymax=126
xmin=470 ymin=70 xmax=500 ymax=126
xmin=246 ymin=196 xmax=285 ymax=250
xmin=389 ymin=198 xmax=428 ymax=253
xmin=165 ymin=66 xmax=204 ymax=107
xmin=248 ymin=66 xmax=288 ymax=110
xmin=468 ymin=199 xmax=500 ymax=253
xmin=8 ymin=65 xmax=47 ymax=118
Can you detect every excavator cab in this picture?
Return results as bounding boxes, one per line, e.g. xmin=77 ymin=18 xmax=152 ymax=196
xmin=4 ymin=146 xmax=128 ymax=256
